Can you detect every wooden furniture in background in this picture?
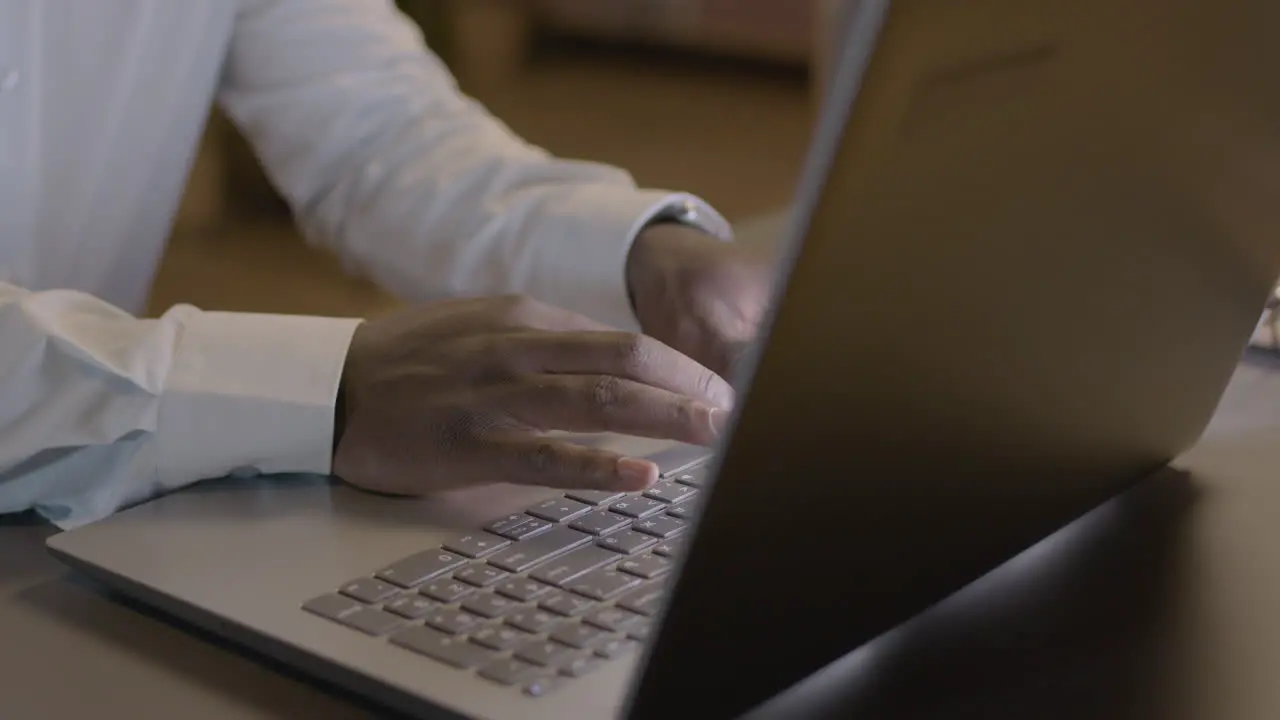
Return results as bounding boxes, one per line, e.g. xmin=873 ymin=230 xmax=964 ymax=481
xmin=444 ymin=0 xmax=831 ymax=100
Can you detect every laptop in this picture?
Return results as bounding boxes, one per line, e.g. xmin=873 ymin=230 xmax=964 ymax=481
xmin=46 ymin=0 xmax=1280 ymax=718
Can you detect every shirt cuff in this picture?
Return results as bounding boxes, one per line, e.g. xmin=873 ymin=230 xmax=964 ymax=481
xmin=153 ymin=309 xmax=362 ymax=492
xmin=528 ymin=186 xmax=732 ymax=331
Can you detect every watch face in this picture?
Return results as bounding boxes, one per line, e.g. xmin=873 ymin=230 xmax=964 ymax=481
xmin=647 ymin=199 xmax=730 ymax=241
xmin=651 ymin=201 xmax=699 ymax=229
xmin=672 ymin=199 xmax=700 ymax=224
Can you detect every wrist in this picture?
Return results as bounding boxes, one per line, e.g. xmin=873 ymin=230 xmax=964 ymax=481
xmin=333 ymin=321 xmax=370 ymax=468
xmin=628 ymin=221 xmax=725 ymax=311
xmin=627 ymin=197 xmax=725 ymax=312
xmin=626 ymin=222 xmax=666 ymax=313
xmin=332 ymin=375 xmax=347 ymax=465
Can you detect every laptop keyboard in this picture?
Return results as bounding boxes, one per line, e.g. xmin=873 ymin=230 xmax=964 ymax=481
xmin=301 ymin=452 xmax=710 ymax=699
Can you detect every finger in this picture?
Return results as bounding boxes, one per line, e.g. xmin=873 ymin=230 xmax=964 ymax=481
xmin=484 ymin=436 xmax=659 ymax=492
xmin=500 ymin=331 xmax=735 ymax=410
xmin=498 ymin=374 xmax=727 ymax=446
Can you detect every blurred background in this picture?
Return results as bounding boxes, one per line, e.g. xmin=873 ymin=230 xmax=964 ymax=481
xmin=160 ymin=0 xmax=839 ymax=319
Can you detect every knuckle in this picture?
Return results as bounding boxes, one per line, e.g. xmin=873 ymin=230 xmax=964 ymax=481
xmin=589 ymin=376 xmax=624 ymax=412
xmin=614 ymin=333 xmax=655 ymax=375
xmin=491 ymin=294 xmax=542 ymax=324
xmin=673 ymin=398 xmax=699 ymax=427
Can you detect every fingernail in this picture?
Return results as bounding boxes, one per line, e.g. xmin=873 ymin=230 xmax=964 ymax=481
xmin=616 ymin=457 xmax=657 ymax=490
xmin=713 ymin=385 xmax=737 ymax=412
xmin=709 ymin=408 xmax=730 ymax=436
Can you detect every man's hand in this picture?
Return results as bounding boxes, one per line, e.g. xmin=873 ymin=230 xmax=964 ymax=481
xmin=627 ymin=223 xmax=774 ymax=380
xmin=333 ymin=295 xmax=733 ymax=497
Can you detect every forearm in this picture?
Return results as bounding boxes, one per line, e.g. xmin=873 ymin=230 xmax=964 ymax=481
xmin=220 ymin=0 xmax=730 ymax=331
xmin=0 ymin=281 xmax=359 ymax=528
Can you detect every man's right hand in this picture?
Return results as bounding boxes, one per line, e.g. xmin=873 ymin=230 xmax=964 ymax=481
xmin=332 ymin=295 xmax=734 ymax=497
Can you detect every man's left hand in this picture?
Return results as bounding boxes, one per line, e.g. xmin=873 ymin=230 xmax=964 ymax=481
xmin=626 ymin=223 xmax=774 ymax=381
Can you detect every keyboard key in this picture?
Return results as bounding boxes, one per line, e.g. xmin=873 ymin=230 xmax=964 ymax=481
xmin=485 ymin=514 xmax=553 ymax=541
xmin=549 ymin=622 xmax=613 ymax=650
xmin=479 ymin=657 xmax=543 ymax=685
xmin=506 ymin=608 xmax=561 ymax=634
xmin=302 ymin=593 xmax=364 ymax=622
xmin=539 ymin=590 xmax=595 ymax=617
xmin=565 ymin=489 xmax=626 ymax=506
xmin=338 ymin=608 xmax=404 ymax=636
xmin=337 ymin=577 xmax=400 ymax=604
xmin=392 ymin=626 xmax=493 ymax=669
xmin=559 ymin=654 xmax=606 ymax=678
xmin=568 ymin=510 xmax=632 ymax=536
xmin=617 ymin=582 xmax=666 ymax=617
xmin=617 ymin=553 xmax=672 ymax=579
xmin=567 ymin=568 xmax=641 ymax=601
xmin=471 ymin=624 xmax=532 ymax=652
xmin=516 ymin=639 xmax=581 ymax=667
xmin=462 ymin=592 xmax=518 ymax=619
xmin=648 ymin=444 xmax=712 ymax=478
xmin=609 ymin=497 xmax=667 ymax=519
xmin=627 ymin=620 xmax=654 ymax=642
xmin=595 ymin=637 xmax=640 ymax=659
xmin=419 ymin=579 xmax=474 ymax=603
xmin=524 ymin=675 xmax=567 ymax=698
xmin=666 ymin=503 xmax=695 ymax=520
xmin=442 ymin=532 xmax=510 ymax=559
xmin=423 ymin=607 xmax=484 ymax=635
xmin=488 ymin=526 xmax=592 ymax=573
xmin=598 ymin=530 xmax=657 ymax=555
xmin=529 ymin=546 xmax=618 ymax=586
xmin=495 ymin=578 xmax=552 ymax=602
xmin=652 ymin=537 xmax=686 ymax=558
xmin=375 ymin=550 xmax=467 ymax=588
xmin=486 ymin=513 xmax=527 ymax=533
xmin=632 ymin=515 xmax=686 ymax=539
xmin=526 ymin=498 xmax=592 ymax=523
xmin=454 ymin=564 xmax=509 ymax=588
xmin=673 ymin=468 xmax=708 ymax=488
xmin=643 ymin=480 xmax=698 ymax=504
xmin=584 ymin=606 xmax=645 ymax=633
xmin=383 ymin=594 xmax=437 ymax=620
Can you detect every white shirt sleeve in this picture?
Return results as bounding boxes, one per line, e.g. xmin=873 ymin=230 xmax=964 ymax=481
xmin=218 ymin=0 xmax=732 ymax=332
xmin=0 ymin=282 xmax=360 ymax=528
xmin=0 ymin=0 xmax=734 ymax=529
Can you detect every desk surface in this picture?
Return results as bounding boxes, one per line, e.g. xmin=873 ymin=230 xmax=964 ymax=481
xmin=3 ymin=214 xmax=1279 ymax=719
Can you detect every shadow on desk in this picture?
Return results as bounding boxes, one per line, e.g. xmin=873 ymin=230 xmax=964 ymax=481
xmin=749 ymin=467 xmax=1199 ymax=720
xmin=0 ymin=511 xmax=59 ymax=585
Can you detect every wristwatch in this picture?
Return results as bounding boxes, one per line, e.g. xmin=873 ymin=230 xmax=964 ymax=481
xmin=627 ymin=200 xmax=707 ymax=312
xmin=644 ymin=198 xmax=706 ymax=231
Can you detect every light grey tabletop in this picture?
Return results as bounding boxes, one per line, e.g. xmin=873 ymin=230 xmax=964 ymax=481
xmin=3 ymin=213 xmax=1279 ymax=719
